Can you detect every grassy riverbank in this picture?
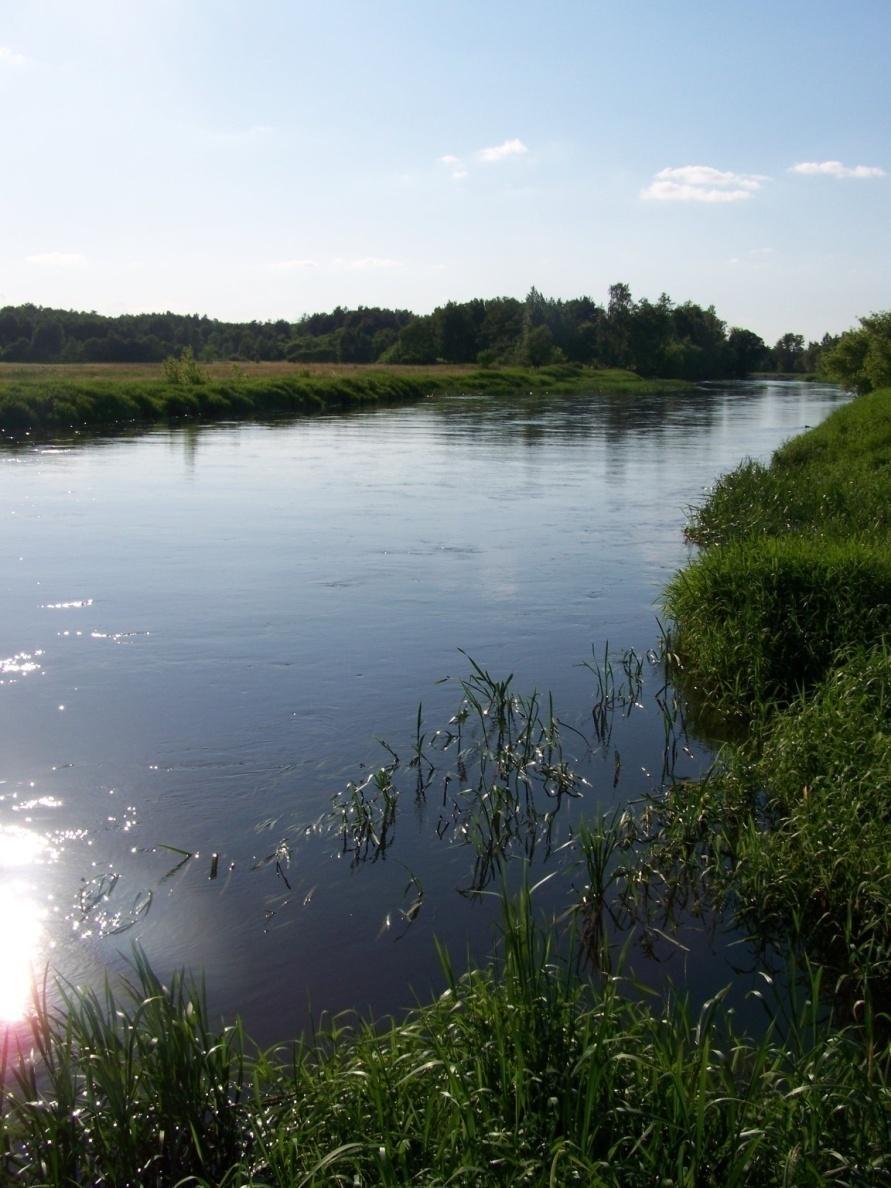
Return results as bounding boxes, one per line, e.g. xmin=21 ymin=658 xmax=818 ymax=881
xmin=0 ymin=362 xmax=692 ymax=439
xmin=2 ymin=891 xmax=886 ymax=1186
xmin=662 ymin=387 xmax=891 ymax=997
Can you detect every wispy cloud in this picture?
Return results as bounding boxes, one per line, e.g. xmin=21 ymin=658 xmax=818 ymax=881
xmin=437 ymin=138 xmax=528 ymax=181
xmin=271 ymin=258 xmax=320 ymax=272
xmin=0 ymin=46 xmax=30 ymax=68
xmin=476 ymin=137 xmax=529 ymax=164
xmin=642 ymin=164 xmax=767 ymax=203
xmin=438 ymin=153 xmax=468 ymax=181
xmin=26 ymin=251 xmax=87 ymax=268
xmin=729 ymin=246 xmax=775 ymax=265
xmin=790 ymin=160 xmax=885 ymax=179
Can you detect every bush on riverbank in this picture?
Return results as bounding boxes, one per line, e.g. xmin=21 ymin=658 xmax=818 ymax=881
xmin=2 ymin=891 xmax=887 ymax=1186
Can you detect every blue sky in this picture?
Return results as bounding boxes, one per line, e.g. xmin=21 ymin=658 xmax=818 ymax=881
xmin=2 ymin=0 xmax=888 ymax=340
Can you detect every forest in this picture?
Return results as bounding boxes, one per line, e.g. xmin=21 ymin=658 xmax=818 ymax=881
xmin=0 ymin=285 xmax=834 ymax=382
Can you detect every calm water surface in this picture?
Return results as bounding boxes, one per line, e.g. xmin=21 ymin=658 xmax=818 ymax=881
xmin=0 ymin=381 xmax=847 ymax=1042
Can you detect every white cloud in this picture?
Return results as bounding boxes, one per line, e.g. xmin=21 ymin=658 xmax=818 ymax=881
xmin=438 ymin=153 xmax=468 ymax=180
xmin=272 ymin=258 xmax=319 ymax=271
xmin=642 ymin=164 xmax=767 ymax=203
xmin=26 ymin=251 xmax=87 ymax=268
xmin=476 ymin=138 xmax=529 ymax=163
xmin=645 ymin=181 xmax=751 ymax=203
xmin=0 ymin=46 xmax=29 ymax=67
xmin=436 ymin=139 xmax=528 ymax=180
xmin=790 ymin=160 xmax=885 ymax=179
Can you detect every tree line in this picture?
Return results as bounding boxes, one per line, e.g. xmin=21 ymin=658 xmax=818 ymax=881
xmin=0 ymin=286 xmax=837 ymax=381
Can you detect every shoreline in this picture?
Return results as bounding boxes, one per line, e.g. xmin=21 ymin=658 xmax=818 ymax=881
xmin=0 ymin=363 xmax=695 ymax=439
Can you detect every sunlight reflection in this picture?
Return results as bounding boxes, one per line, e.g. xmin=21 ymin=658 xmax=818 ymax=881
xmin=0 ymin=827 xmax=53 ymax=1022
xmin=0 ymin=883 xmax=43 ymax=1021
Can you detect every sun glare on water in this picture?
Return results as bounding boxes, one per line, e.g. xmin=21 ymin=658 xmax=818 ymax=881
xmin=0 ymin=827 xmax=51 ymax=1023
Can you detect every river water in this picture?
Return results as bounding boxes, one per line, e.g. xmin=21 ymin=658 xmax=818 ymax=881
xmin=0 ymin=381 xmax=847 ymax=1042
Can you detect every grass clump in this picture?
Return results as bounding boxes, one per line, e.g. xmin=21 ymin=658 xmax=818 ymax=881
xmin=686 ymin=387 xmax=891 ymax=549
xmin=731 ymin=647 xmax=891 ymax=992
xmin=664 ymin=535 xmax=891 ymax=715
xmin=641 ymin=647 xmax=891 ymax=1000
xmin=2 ymin=891 xmax=888 ymax=1186
xmin=1 ymin=950 xmax=245 ymax=1185
xmin=667 ymin=387 xmax=891 ymax=716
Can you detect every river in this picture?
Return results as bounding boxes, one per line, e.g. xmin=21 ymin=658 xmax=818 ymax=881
xmin=0 ymin=380 xmax=847 ymax=1043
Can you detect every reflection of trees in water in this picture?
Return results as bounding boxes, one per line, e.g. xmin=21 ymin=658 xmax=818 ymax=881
xmin=180 ymin=424 xmax=200 ymax=476
xmin=428 ymin=387 xmax=729 ymax=451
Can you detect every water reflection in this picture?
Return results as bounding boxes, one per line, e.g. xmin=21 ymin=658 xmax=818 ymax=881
xmin=0 ymin=827 xmax=53 ymax=1021
xmin=0 ymin=651 xmax=43 ymax=683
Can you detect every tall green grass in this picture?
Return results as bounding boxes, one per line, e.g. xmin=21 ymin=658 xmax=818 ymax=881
xmin=661 ymin=386 xmax=891 ymax=1005
xmin=2 ymin=890 xmax=887 ymax=1186
xmin=732 ymin=647 xmax=891 ymax=993
xmin=638 ymin=647 xmax=891 ymax=1000
xmin=0 ymin=365 xmax=691 ymax=439
xmin=664 ymin=536 xmax=891 ymax=715
xmin=685 ymin=386 xmax=891 ymax=549
xmin=667 ymin=387 xmax=891 ymax=716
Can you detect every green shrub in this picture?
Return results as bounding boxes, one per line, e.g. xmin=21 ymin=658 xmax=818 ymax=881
xmin=162 ymin=347 xmax=208 ymax=385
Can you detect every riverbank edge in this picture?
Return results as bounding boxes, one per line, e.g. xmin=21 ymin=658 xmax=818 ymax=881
xmin=2 ymin=386 xmax=888 ymax=1185
xmin=0 ymin=363 xmax=695 ymax=440
xmin=661 ymin=386 xmax=891 ymax=996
